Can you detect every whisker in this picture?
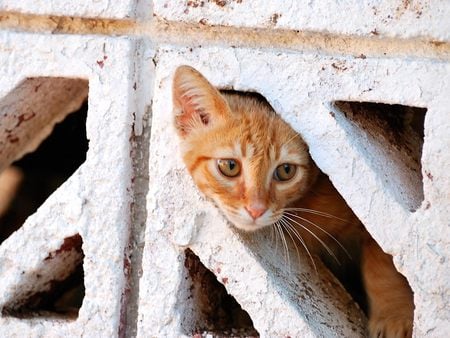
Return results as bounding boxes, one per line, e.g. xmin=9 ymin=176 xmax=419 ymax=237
xmin=276 ymin=222 xmax=290 ymax=269
xmin=272 ymin=222 xmax=280 ymax=255
xmin=282 ymin=214 xmax=340 ymax=265
xmin=283 ymin=132 xmax=301 ymax=147
xmin=281 ymin=219 xmax=318 ymax=273
xmin=270 ymin=225 xmax=275 ymax=245
xmin=283 ymin=212 xmax=351 ymax=259
xmin=280 ymin=218 xmax=318 ymax=274
xmin=278 ymin=220 xmax=298 ymax=273
xmin=283 ymin=207 xmax=347 ymax=222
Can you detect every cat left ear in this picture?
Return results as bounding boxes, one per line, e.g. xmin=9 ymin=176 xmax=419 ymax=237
xmin=172 ymin=65 xmax=230 ymax=138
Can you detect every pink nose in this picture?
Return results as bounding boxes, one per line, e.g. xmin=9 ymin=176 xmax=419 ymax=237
xmin=245 ymin=204 xmax=267 ymax=220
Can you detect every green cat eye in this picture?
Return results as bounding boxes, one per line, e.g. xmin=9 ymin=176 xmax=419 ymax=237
xmin=217 ymin=159 xmax=241 ymax=177
xmin=274 ymin=163 xmax=297 ymax=181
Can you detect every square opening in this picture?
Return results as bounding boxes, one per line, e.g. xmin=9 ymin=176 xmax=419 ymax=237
xmin=0 ymin=77 xmax=89 ymax=319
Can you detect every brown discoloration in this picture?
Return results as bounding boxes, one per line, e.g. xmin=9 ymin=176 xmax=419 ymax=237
xmin=402 ymin=0 xmax=411 ymax=10
xmin=7 ymin=135 xmax=19 ymax=143
xmin=96 ymin=55 xmax=108 ymax=68
xmin=431 ymin=40 xmax=445 ymax=47
xmin=212 ymin=0 xmax=227 ymax=7
xmin=16 ymin=111 xmax=36 ymax=127
xmin=187 ymin=0 xmax=205 ymax=8
xmin=270 ymin=13 xmax=281 ymax=25
xmin=45 ymin=234 xmax=83 ymax=261
xmin=331 ymin=61 xmax=348 ymax=71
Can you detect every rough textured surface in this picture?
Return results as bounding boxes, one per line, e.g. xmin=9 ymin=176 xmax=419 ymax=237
xmin=138 ymin=46 xmax=449 ymax=336
xmin=0 ymin=1 xmax=449 ymax=337
xmin=0 ymin=0 xmax=149 ymax=19
xmin=154 ymin=0 xmax=450 ymax=41
xmin=0 ymin=32 xmax=138 ymax=337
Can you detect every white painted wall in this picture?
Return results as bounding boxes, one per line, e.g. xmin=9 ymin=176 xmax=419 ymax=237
xmin=0 ymin=1 xmax=448 ymax=337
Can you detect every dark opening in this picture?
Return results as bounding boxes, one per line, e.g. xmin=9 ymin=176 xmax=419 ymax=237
xmin=333 ymin=101 xmax=426 ymax=211
xmin=2 ymin=234 xmax=85 ymax=319
xmin=0 ymin=101 xmax=89 ymax=243
xmin=184 ymin=249 xmax=259 ymax=337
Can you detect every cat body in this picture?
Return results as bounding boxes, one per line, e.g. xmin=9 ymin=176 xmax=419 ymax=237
xmin=173 ymin=65 xmax=414 ymax=338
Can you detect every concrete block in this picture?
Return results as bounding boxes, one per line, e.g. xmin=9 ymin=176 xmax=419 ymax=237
xmin=0 ymin=32 xmax=143 ymax=337
xmin=138 ymin=46 xmax=449 ymax=336
xmin=137 ymin=47 xmax=368 ymax=337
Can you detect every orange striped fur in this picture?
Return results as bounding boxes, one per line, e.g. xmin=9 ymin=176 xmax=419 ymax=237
xmin=173 ymin=65 xmax=414 ymax=338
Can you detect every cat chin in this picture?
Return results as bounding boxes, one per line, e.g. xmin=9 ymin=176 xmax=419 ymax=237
xmin=232 ymin=223 xmax=269 ymax=232
xmin=224 ymin=214 xmax=272 ymax=232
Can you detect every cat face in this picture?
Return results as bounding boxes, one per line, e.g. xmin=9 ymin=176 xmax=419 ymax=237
xmin=173 ymin=66 xmax=318 ymax=232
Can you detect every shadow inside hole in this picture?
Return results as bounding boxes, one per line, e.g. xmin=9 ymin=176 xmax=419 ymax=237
xmin=2 ymin=234 xmax=85 ymax=319
xmin=0 ymin=101 xmax=89 ymax=243
xmin=184 ymin=249 xmax=259 ymax=337
xmin=332 ymin=101 xmax=426 ymax=212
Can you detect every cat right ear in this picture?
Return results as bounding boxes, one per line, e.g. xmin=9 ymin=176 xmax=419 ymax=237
xmin=172 ymin=65 xmax=230 ymax=138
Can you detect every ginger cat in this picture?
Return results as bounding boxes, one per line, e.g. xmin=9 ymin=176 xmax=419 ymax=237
xmin=172 ymin=65 xmax=414 ymax=338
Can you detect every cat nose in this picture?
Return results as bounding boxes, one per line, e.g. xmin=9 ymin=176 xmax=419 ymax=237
xmin=245 ymin=203 xmax=267 ymax=220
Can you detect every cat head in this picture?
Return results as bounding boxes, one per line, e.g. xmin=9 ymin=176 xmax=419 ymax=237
xmin=173 ymin=65 xmax=318 ymax=232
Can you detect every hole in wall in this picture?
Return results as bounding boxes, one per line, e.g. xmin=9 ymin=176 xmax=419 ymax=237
xmin=332 ymin=101 xmax=426 ymax=212
xmin=2 ymin=234 xmax=85 ymax=319
xmin=0 ymin=91 xmax=88 ymax=244
xmin=184 ymin=249 xmax=259 ymax=337
xmin=0 ymin=78 xmax=88 ymax=319
xmin=175 ymin=86 xmax=418 ymax=332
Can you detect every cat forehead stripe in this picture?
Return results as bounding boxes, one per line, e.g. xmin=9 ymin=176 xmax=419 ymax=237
xmin=280 ymin=145 xmax=308 ymax=165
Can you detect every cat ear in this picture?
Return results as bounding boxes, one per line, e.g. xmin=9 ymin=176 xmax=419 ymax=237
xmin=172 ymin=65 xmax=230 ymax=138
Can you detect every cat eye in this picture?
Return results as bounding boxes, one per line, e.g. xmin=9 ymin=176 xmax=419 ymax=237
xmin=273 ymin=163 xmax=297 ymax=181
xmin=217 ymin=159 xmax=241 ymax=177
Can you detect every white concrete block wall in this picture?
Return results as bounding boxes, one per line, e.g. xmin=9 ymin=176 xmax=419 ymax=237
xmin=0 ymin=33 xmax=140 ymax=336
xmin=0 ymin=1 xmax=449 ymax=337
